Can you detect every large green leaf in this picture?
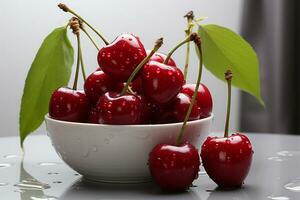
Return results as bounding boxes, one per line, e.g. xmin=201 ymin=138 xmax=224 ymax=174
xmin=19 ymin=26 xmax=74 ymax=147
xmin=198 ymin=24 xmax=264 ymax=105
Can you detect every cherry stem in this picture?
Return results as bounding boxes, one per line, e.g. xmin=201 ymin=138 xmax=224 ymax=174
xmin=58 ymin=3 xmax=110 ymax=45
xmin=72 ymin=34 xmax=81 ymax=90
xmin=224 ymin=70 xmax=232 ymax=138
xmin=163 ymin=33 xmax=196 ymax=65
xmin=81 ymin=26 xmax=100 ymax=50
xmin=183 ymin=11 xmax=194 ymax=80
xmin=120 ymin=38 xmax=164 ymax=96
xmin=78 ymin=36 xmax=86 ymax=81
xmin=176 ymin=34 xmax=202 ymax=146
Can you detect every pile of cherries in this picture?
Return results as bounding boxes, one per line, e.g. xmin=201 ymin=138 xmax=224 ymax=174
xmin=49 ymin=4 xmax=253 ymax=193
xmin=49 ymin=33 xmax=212 ymax=125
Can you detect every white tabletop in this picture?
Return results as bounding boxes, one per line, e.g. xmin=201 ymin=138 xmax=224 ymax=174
xmin=0 ymin=133 xmax=299 ymax=200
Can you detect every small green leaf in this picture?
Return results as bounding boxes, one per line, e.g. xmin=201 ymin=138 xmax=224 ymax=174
xmin=197 ymin=24 xmax=264 ymax=105
xmin=19 ymin=26 xmax=74 ymax=147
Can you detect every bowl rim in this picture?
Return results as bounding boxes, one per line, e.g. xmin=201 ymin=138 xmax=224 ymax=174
xmin=45 ymin=113 xmax=213 ymax=128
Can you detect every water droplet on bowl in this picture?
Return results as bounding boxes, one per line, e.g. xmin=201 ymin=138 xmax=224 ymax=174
xmin=92 ymin=145 xmax=98 ymax=152
xmin=267 ymin=196 xmax=290 ymax=200
xmin=0 ymin=163 xmax=12 ymax=168
xmin=38 ymin=162 xmax=61 ymax=166
xmin=284 ymin=180 xmax=300 ymax=192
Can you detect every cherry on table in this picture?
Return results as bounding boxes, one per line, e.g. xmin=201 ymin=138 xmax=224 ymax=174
xmin=201 ymin=70 xmax=253 ymax=189
xmin=142 ymin=61 xmax=184 ymax=105
xmin=181 ymin=83 xmax=212 ymax=118
xmin=49 ymin=87 xmax=90 ymax=122
xmin=97 ymin=33 xmax=146 ymax=82
xmin=201 ymin=133 xmax=253 ymax=189
xmin=148 ymin=143 xmax=200 ymax=192
xmin=96 ymin=92 xmax=142 ymax=125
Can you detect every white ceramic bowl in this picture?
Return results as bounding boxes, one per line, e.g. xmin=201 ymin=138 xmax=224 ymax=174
xmin=45 ymin=114 xmax=213 ymax=183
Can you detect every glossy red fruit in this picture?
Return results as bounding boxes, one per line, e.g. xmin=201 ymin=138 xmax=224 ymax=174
xmin=201 ymin=133 xmax=253 ymax=189
xmin=131 ymin=77 xmax=143 ymax=94
xmin=49 ymin=87 xmax=90 ymax=122
xmin=149 ymin=143 xmax=200 ymax=192
xmin=142 ymin=61 xmax=184 ymax=105
xmin=181 ymin=83 xmax=213 ymax=118
xmin=97 ymin=92 xmax=142 ymax=125
xmin=146 ymin=50 xmax=177 ymax=67
xmin=84 ymin=70 xmax=122 ymax=104
xmin=171 ymin=93 xmax=201 ymax=122
xmin=97 ymin=34 xmax=146 ymax=82
xmin=87 ymin=107 xmax=99 ymax=124
xmin=137 ymin=95 xmax=156 ymax=124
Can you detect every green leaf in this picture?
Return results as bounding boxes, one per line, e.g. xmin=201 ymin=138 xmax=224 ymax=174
xmin=197 ymin=24 xmax=264 ymax=105
xmin=19 ymin=26 xmax=74 ymax=147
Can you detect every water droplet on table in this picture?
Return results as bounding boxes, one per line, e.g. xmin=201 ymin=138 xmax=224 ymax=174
xmin=284 ymin=180 xmax=300 ymax=192
xmin=30 ymin=196 xmax=58 ymax=200
xmin=267 ymin=157 xmax=283 ymax=162
xmin=47 ymin=172 xmax=59 ymax=175
xmin=38 ymin=162 xmax=61 ymax=166
xmin=0 ymin=182 xmax=8 ymax=186
xmin=0 ymin=163 xmax=12 ymax=168
xmin=277 ymin=150 xmax=300 ymax=157
xmin=14 ymin=179 xmax=50 ymax=190
xmin=14 ymin=189 xmax=24 ymax=193
xmin=52 ymin=181 xmax=62 ymax=184
xmin=198 ymin=171 xmax=207 ymax=176
xmin=267 ymin=196 xmax=290 ymax=200
xmin=3 ymin=154 xmax=17 ymax=159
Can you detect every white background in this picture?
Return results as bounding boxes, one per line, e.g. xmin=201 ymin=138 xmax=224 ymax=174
xmin=0 ymin=0 xmax=242 ymax=137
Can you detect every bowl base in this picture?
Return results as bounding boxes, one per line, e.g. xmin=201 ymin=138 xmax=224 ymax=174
xmin=83 ymin=175 xmax=152 ymax=184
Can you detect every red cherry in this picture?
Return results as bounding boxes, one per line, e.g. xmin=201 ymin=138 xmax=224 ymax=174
xmin=142 ymin=61 xmax=184 ymax=105
xmin=87 ymin=107 xmax=99 ymax=124
xmin=97 ymin=34 xmax=146 ymax=82
xmin=171 ymin=93 xmax=201 ymax=122
xmin=201 ymin=133 xmax=253 ymax=189
xmin=49 ymin=87 xmax=90 ymax=122
xmin=84 ymin=70 xmax=122 ymax=104
xmin=149 ymin=143 xmax=200 ymax=192
xmin=181 ymin=83 xmax=213 ymax=118
xmin=96 ymin=92 xmax=142 ymax=125
xmin=131 ymin=77 xmax=143 ymax=94
xmin=146 ymin=50 xmax=177 ymax=67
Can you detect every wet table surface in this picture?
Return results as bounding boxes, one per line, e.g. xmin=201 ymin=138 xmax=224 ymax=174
xmin=0 ymin=133 xmax=299 ymax=200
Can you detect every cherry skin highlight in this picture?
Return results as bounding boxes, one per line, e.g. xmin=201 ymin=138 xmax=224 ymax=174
xmin=149 ymin=143 xmax=200 ymax=192
xmin=96 ymin=92 xmax=143 ymax=125
xmin=142 ymin=61 xmax=184 ymax=105
xmin=181 ymin=83 xmax=213 ymax=118
xmin=49 ymin=87 xmax=90 ymax=122
xmin=97 ymin=33 xmax=146 ymax=82
xmin=201 ymin=133 xmax=253 ymax=189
